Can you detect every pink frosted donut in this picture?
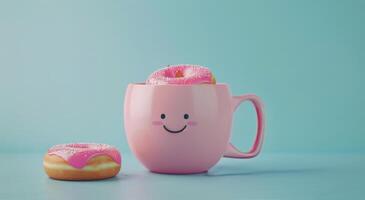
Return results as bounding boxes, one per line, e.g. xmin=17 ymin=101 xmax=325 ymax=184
xmin=44 ymin=143 xmax=121 ymax=180
xmin=146 ymin=64 xmax=216 ymax=85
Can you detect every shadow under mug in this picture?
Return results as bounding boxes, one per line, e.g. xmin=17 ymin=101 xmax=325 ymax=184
xmin=124 ymin=83 xmax=265 ymax=174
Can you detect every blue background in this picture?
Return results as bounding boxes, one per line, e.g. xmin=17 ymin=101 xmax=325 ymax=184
xmin=1 ymin=1 xmax=365 ymax=200
xmin=1 ymin=0 xmax=364 ymax=154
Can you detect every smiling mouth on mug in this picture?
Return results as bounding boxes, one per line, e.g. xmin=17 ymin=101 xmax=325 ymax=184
xmin=163 ymin=125 xmax=187 ymax=134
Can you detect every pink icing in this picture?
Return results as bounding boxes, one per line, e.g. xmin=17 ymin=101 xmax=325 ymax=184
xmin=48 ymin=143 xmax=121 ymax=169
xmin=146 ymin=64 xmax=215 ymax=85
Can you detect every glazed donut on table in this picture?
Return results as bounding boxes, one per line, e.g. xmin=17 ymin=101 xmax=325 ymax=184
xmin=43 ymin=143 xmax=121 ymax=180
xmin=146 ymin=64 xmax=216 ymax=85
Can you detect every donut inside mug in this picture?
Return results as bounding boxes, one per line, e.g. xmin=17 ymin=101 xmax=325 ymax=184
xmin=146 ymin=64 xmax=216 ymax=85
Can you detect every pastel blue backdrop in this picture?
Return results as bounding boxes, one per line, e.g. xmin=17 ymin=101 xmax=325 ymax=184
xmin=1 ymin=0 xmax=364 ymax=154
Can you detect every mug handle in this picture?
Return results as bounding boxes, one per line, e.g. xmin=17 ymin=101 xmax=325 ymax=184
xmin=223 ymin=94 xmax=265 ymax=158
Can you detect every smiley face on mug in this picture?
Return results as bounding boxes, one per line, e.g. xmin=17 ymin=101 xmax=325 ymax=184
xmin=152 ymin=113 xmax=197 ymax=134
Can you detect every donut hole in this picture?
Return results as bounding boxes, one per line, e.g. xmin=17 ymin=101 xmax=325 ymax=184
xmin=164 ymin=67 xmax=186 ymax=78
xmin=175 ymin=70 xmax=184 ymax=78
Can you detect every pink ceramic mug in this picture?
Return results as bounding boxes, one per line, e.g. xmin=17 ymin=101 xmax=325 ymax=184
xmin=124 ymin=83 xmax=265 ymax=174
